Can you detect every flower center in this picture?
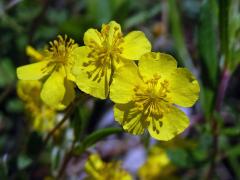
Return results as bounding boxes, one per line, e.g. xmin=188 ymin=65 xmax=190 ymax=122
xmin=133 ymin=74 xmax=171 ymax=119
xmin=47 ymin=35 xmax=78 ymax=65
xmin=83 ymin=25 xmax=124 ymax=83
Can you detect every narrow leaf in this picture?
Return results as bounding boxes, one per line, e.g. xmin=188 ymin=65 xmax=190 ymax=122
xmin=74 ymin=127 xmax=122 ymax=154
xmin=168 ymin=0 xmax=194 ymax=70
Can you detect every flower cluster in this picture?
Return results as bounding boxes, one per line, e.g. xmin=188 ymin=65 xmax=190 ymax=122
xmin=17 ymin=21 xmax=199 ymax=141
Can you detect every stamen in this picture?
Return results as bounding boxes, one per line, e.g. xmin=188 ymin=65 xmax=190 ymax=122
xmin=46 ymin=35 xmax=78 ymax=64
xmin=133 ymin=75 xmax=171 ymax=126
xmin=83 ymin=24 xmax=124 ymax=83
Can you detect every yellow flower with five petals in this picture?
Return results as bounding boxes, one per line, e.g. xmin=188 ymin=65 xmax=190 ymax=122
xmin=17 ymin=35 xmax=77 ymax=109
xmin=110 ymin=52 xmax=200 ymax=141
xmin=72 ymin=21 xmax=151 ymax=99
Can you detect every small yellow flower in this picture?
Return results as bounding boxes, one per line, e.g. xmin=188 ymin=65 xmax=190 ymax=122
xmin=17 ymin=80 xmax=57 ymax=132
xmin=138 ymin=146 xmax=175 ymax=180
xmin=72 ymin=21 xmax=151 ymax=99
xmin=17 ymin=35 xmax=77 ymax=109
xmin=85 ymin=154 xmax=132 ymax=180
xmin=110 ymin=52 xmax=200 ymax=141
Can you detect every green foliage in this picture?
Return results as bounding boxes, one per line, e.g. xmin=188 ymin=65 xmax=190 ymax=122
xmin=219 ymin=0 xmax=230 ymax=65
xmin=197 ymin=0 xmax=218 ymax=116
xmin=168 ymin=0 xmax=193 ymax=70
xmin=198 ymin=0 xmax=218 ymax=88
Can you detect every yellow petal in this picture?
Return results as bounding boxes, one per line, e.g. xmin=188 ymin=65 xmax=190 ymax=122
xmin=65 ymin=53 xmax=77 ymax=82
xmin=60 ymin=80 xmax=75 ymax=108
xmin=148 ymin=106 xmax=189 ymax=141
xmin=110 ymin=61 xmax=142 ymax=103
xmin=17 ymin=61 xmax=54 ymax=80
xmin=72 ymin=46 xmax=111 ymax=99
xmin=41 ymin=65 xmax=66 ymax=108
xmin=65 ymin=64 xmax=76 ymax=82
xmin=168 ymin=68 xmax=200 ymax=107
xmin=114 ymin=103 xmax=145 ymax=135
xmin=121 ymin=31 xmax=151 ymax=60
xmin=138 ymin=52 xmax=177 ymax=81
xmin=103 ymin=21 xmax=122 ymax=46
xmin=84 ymin=28 xmax=103 ymax=47
xmin=26 ymin=46 xmax=43 ymax=61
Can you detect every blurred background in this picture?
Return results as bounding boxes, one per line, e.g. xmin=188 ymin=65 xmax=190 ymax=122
xmin=0 ymin=0 xmax=240 ymax=179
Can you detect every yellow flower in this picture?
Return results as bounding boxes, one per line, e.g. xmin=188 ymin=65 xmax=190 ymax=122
xmin=110 ymin=52 xmax=200 ymax=141
xmin=17 ymin=80 xmax=57 ymax=132
xmin=17 ymin=35 xmax=77 ymax=109
xmin=138 ymin=146 xmax=175 ymax=180
xmin=72 ymin=21 xmax=151 ymax=99
xmin=85 ymin=154 xmax=132 ymax=180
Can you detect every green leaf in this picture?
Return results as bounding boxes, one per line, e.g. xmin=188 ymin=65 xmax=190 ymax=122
xmin=74 ymin=127 xmax=122 ymax=154
xmin=168 ymin=0 xmax=194 ymax=70
xmin=228 ymin=0 xmax=240 ymax=71
xmin=197 ymin=1 xmax=219 ymax=117
xmin=198 ymin=0 xmax=218 ymax=87
xmin=219 ymin=0 xmax=230 ymax=65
